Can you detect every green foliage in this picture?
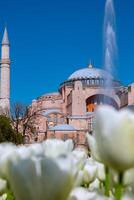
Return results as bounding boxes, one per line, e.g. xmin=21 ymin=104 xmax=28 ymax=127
xmin=0 ymin=115 xmax=23 ymax=144
xmin=6 ymin=190 xmax=15 ymax=200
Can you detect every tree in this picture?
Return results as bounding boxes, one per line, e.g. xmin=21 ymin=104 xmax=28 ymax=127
xmin=11 ymin=103 xmax=37 ymax=143
xmin=11 ymin=103 xmax=26 ymax=134
xmin=0 ymin=115 xmax=23 ymax=144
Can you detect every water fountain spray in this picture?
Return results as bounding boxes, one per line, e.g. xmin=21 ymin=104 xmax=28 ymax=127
xmin=103 ymin=0 xmax=117 ymax=89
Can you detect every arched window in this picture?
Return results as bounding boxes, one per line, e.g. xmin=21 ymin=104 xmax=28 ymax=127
xmin=86 ymin=94 xmax=119 ymax=112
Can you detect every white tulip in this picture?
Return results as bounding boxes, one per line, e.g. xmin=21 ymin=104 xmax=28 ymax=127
xmin=74 ymin=170 xmax=84 ymax=187
xmin=95 ymin=161 xmax=106 ymax=182
xmin=94 ymin=106 xmax=134 ymax=171
xmin=68 ymin=187 xmax=97 ymax=200
xmin=71 ymin=148 xmax=87 ymax=170
xmin=123 ymin=168 xmax=134 ymax=193
xmin=68 ymin=187 xmax=113 ymax=200
xmin=73 ymin=157 xmax=97 ymax=187
xmin=0 ymin=179 xmax=7 ymax=195
xmin=122 ymin=192 xmax=134 ymax=200
xmin=83 ymin=158 xmax=97 ymax=184
xmin=26 ymin=142 xmax=44 ymax=156
xmin=86 ymin=133 xmax=101 ymax=162
xmin=6 ymin=155 xmax=75 ymax=200
xmin=42 ymin=139 xmax=74 ymax=158
xmin=0 ymin=139 xmax=77 ymax=200
xmin=89 ymin=179 xmax=100 ymax=192
xmin=124 ymin=168 xmax=134 ymax=186
xmin=0 ymin=143 xmax=17 ymax=177
xmin=0 ymin=193 xmax=7 ymax=200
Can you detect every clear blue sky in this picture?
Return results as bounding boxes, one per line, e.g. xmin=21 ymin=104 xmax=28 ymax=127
xmin=0 ymin=0 xmax=133 ymax=105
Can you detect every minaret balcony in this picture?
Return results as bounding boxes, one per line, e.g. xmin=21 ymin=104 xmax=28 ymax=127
xmin=0 ymin=59 xmax=11 ymax=65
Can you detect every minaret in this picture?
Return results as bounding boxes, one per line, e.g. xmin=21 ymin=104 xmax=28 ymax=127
xmin=0 ymin=27 xmax=10 ymax=114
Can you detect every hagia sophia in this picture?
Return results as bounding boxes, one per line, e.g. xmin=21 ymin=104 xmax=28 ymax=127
xmin=0 ymin=27 xmax=134 ymax=147
xmin=26 ymin=63 xmax=134 ymax=146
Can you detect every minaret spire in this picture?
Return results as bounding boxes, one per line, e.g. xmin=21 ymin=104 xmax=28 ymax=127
xmin=0 ymin=26 xmax=10 ymax=114
xmin=2 ymin=27 xmax=9 ymax=45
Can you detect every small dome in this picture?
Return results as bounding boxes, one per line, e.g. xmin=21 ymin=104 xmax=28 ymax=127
xmin=37 ymin=92 xmax=61 ymax=100
xmin=42 ymin=92 xmax=60 ymax=97
xmin=50 ymin=124 xmax=76 ymax=131
xmin=68 ymin=66 xmax=113 ymax=80
xmin=43 ymin=109 xmax=63 ymax=116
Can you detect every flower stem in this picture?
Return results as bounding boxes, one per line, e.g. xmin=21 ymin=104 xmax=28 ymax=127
xmin=115 ymin=172 xmax=124 ymax=200
xmin=105 ymin=166 xmax=110 ymax=197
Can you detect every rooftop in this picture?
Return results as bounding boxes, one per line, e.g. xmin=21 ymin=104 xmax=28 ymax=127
xmin=50 ymin=124 xmax=76 ymax=131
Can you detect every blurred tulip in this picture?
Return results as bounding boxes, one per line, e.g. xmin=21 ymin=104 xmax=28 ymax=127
xmin=71 ymin=148 xmax=87 ymax=170
xmin=94 ymin=106 xmax=134 ymax=171
xmin=6 ymin=155 xmax=75 ymax=200
xmin=0 ymin=139 xmax=76 ymax=200
xmin=42 ymin=139 xmax=74 ymax=158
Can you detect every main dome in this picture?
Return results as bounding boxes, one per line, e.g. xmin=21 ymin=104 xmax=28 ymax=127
xmin=68 ymin=64 xmax=113 ymax=80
